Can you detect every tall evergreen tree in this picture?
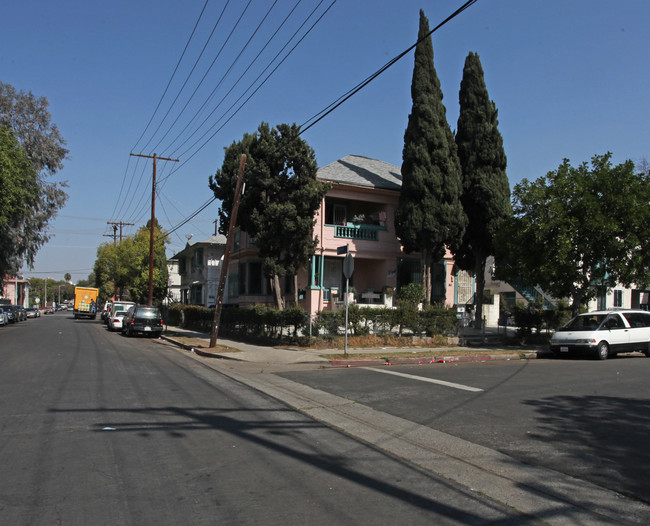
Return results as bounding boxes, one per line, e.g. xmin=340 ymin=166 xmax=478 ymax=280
xmin=395 ymin=10 xmax=466 ymax=305
xmin=454 ymin=52 xmax=510 ymax=326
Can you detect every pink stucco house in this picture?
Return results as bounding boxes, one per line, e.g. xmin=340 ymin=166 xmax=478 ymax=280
xmin=226 ymin=155 xmax=475 ymax=316
xmin=1 ymin=276 xmax=30 ymax=307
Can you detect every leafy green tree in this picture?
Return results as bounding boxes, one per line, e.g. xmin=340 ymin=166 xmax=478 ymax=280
xmin=76 ymin=274 xmax=95 ymax=288
xmin=28 ymin=277 xmax=73 ymax=306
xmin=93 ymin=243 xmax=119 ymax=303
xmin=0 ymin=83 xmax=68 ymax=285
xmin=494 ymin=153 xmax=650 ymax=315
xmin=0 ymin=126 xmax=39 ymax=282
xmin=209 ymin=123 xmax=329 ymax=309
xmin=93 ymin=221 xmax=169 ymax=304
xmin=395 ymin=10 xmax=466 ymax=306
xmin=453 ymin=52 xmax=510 ymax=326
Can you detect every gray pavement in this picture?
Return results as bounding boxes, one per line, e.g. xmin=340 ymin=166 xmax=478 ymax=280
xmin=160 ymin=324 xmax=543 ymax=366
xmin=155 ymin=329 xmax=650 ymax=525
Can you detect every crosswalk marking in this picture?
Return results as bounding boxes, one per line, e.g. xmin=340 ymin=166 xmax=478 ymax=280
xmin=365 ymin=367 xmax=484 ymax=392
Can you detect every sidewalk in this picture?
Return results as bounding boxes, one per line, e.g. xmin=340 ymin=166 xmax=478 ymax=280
xmin=160 ymin=325 xmax=547 ymax=366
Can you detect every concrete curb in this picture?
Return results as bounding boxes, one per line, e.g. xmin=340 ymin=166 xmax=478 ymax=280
xmin=159 ymin=334 xmax=242 ymax=361
xmin=160 ymin=332 xmax=549 ymax=366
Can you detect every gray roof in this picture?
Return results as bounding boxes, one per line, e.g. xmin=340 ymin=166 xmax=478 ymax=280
xmin=171 ymin=234 xmax=227 ymax=259
xmin=317 ymin=155 xmax=402 ymax=191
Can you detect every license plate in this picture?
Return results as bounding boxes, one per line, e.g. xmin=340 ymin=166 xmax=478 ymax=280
xmin=144 ymin=326 xmax=151 ymax=331
xmin=560 ymin=346 xmax=569 ymax=353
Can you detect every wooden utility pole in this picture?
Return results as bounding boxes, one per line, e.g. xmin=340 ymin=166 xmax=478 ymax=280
xmin=129 ymin=153 xmax=179 ymax=304
xmin=105 ymin=221 xmax=134 ymax=297
xmin=107 ymin=221 xmax=134 ymax=244
xmin=210 ymin=154 xmax=246 ymax=348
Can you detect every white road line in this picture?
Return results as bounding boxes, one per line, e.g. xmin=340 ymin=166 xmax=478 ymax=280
xmin=365 ymin=367 xmax=484 ymax=392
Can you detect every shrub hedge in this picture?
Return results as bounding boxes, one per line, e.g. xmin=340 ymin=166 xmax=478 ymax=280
xmin=165 ymin=303 xmax=458 ymax=344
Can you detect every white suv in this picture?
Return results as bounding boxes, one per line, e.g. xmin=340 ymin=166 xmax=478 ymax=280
xmin=550 ymin=310 xmax=650 ymax=360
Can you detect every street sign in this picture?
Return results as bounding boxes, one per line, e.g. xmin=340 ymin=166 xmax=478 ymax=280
xmin=343 ymin=253 xmax=354 ymax=279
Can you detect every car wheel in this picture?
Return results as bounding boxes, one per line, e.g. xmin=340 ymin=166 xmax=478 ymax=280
xmin=645 ymin=343 xmax=650 ymax=358
xmin=596 ymin=341 xmax=609 ymax=360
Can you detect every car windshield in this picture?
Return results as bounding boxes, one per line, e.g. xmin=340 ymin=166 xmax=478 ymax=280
xmin=137 ymin=308 xmax=160 ymax=318
xmin=561 ymin=314 xmax=607 ymax=331
xmin=115 ymin=311 xmax=126 ymax=318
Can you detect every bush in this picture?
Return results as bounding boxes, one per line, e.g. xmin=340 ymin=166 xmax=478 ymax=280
xmin=167 ymin=303 xmax=309 ymax=343
xmin=397 ymin=282 xmax=424 ymax=307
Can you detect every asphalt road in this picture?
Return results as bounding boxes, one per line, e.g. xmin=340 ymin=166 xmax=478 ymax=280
xmin=1 ymin=313 xmax=526 ymax=525
xmin=280 ymin=354 xmax=650 ymax=505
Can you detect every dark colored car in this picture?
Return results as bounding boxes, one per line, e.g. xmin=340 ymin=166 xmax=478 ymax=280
xmin=5 ymin=305 xmax=20 ymax=323
xmin=122 ymin=305 xmax=163 ymax=337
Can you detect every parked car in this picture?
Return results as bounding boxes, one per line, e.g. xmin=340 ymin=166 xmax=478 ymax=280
xmin=5 ymin=306 xmax=16 ymax=323
xmin=122 ymin=305 xmax=164 ymax=337
xmin=43 ymin=306 xmax=55 ymax=314
xmin=101 ymin=301 xmax=111 ymax=322
xmin=550 ymin=309 xmax=650 ymax=360
xmin=0 ymin=307 xmax=8 ymax=326
xmin=25 ymin=308 xmax=39 ymax=318
xmin=107 ymin=310 xmax=127 ymax=332
xmin=105 ymin=300 xmax=135 ymax=325
xmin=5 ymin=305 xmax=22 ymax=323
xmin=18 ymin=306 xmax=27 ymax=321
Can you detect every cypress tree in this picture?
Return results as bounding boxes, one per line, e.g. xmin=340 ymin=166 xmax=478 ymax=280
xmin=395 ymin=10 xmax=466 ymax=305
xmin=454 ymin=52 xmax=510 ymax=326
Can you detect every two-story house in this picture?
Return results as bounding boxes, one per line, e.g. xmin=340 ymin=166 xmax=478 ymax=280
xmin=1 ymin=275 xmax=30 ymax=307
xmin=171 ymin=235 xmax=227 ymax=307
xmin=226 ymin=155 xmax=475 ymax=316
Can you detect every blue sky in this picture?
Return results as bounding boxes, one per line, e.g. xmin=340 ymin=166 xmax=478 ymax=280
xmin=3 ymin=0 xmax=649 ymax=284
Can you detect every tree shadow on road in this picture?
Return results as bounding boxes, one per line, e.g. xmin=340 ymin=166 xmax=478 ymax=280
xmin=523 ymin=395 xmax=650 ymax=503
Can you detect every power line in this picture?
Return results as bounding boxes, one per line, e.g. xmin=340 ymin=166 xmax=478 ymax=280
xmin=158 ymin=0 xmax=337 ymax=185
xmin=111 ymin=1 xmax=211 ymax=224
xmin=156 ymin=0 xmax=302 ymax=156
xmin=300 ymin=0 xmax=480 ymax=133
xmin=131 ymin=0 xmax=211 ymax=153
xmin=138 ymin=0 xmax=233 ymax=155
xmin=162 ymin=0 xmax=479 ymax=236
xmin=148 ymin=0 xmax=261 ymax=154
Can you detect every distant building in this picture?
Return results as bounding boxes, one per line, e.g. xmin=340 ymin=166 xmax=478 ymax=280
xmin=170 ymin=235 xmax=227 ymax=307
xmin=1 ymin=276 xmax=30 ymax=307
xmin=165 ymin=259 xmax=181 ymax=304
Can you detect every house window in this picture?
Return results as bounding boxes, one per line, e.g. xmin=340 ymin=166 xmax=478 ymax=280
xmin=229 ymin=272 xmax=239 ymax=298
xmin=238 ymin=263 xmax=247 ymax=295
xmin=597 ymin=289 xmax=607 ymax=311
xmin=456 ymin=270 xmax=473 ymax=305
xmin=192 ymin=248 xmax=204 ymax=270
xmin=178 ymin=258 xmax=186 ymax=275
xmin=248 ymin=261 xmax=264 ymax=295
xmin=613 ymin=289 xmax=623 ymax=308
xmin=397 ymin=258 xmax=421 ymax=291
xmin=190 ymin=284 xmax=203 ymax=305
xmin=431 ymin=262 xmax=446 ymax=303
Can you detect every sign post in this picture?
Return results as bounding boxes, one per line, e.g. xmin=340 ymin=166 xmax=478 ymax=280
xmin=342 ymin=246 xmax=354 ymax=357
